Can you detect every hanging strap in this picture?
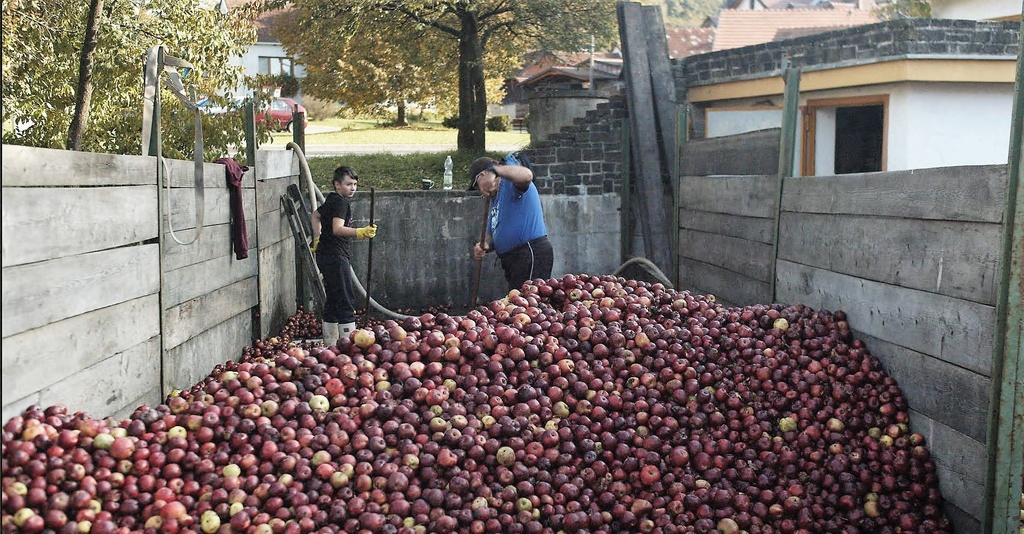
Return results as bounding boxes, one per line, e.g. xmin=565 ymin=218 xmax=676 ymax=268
xmin=142 ymin=45 xmax=205 ymax=245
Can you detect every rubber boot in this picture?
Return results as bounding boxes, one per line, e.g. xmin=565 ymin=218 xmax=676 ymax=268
xmin=339 ymin=322 xmax=357 ymax=342
xmin=322 ymin=322 xmax=339 ymax=347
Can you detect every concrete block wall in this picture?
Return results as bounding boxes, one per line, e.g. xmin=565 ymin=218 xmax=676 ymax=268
xmin=521 ymin=96 xmax=629 ymax=196
xmin=676 ymin=18 xmax=1020 ymax=93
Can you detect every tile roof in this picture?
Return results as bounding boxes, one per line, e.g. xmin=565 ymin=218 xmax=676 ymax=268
xmin=223 ymin=0 xmax=287 ymax=43
xmin=664 ymin=27 xmax=716 ymax=58
xmin=712 ymin=7 xmax=878 ymax=51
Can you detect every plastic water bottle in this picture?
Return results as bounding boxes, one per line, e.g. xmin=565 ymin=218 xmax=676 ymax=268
xmin=443 ymin=155 xmax=453 ymax=190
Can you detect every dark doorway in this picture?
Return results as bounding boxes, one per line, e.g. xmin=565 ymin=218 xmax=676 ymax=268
xmin=834 ymin=105 xmax=884 ymax=174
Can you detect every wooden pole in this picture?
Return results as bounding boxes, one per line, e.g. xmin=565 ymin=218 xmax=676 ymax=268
xmin=470 ymin=198 xmax=490 ymax=308
xmin=983 ymin=16 xmax=1024 ymax=534
xmin=770 ymin=58 xmax=801 ymax=303
xmin=364 ymin=187 xmax=375 ymax=318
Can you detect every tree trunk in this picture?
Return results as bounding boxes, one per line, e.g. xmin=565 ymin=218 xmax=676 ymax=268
xmin=396 ymin=102 xmax=407 ymax=126
xmin=457 ymin=15 xmax=486 ymax=152
xmin=66 ymin=0 xmax=104 ymax=151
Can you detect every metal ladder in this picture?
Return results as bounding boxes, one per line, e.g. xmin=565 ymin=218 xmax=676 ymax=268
xmin=282 ymin=183 xmax=326 ymax=312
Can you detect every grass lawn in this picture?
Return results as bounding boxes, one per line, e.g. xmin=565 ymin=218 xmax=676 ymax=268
xmin=277 ymin=117 xmax=531 ymax=191
xmin=271 ymin=117 xmax=530 ymax=147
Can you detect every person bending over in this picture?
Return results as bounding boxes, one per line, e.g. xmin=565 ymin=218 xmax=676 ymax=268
xmin=469 ymin=156 xmax=553 ymax=292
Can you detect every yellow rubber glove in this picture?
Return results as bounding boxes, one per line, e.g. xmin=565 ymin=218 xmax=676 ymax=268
xmin=355 ymin=224 xmax=377 ymax=240
xmin=310 ymin=236 xmax=320 ymax=253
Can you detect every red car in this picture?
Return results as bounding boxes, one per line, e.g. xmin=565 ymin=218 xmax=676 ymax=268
xmin=257 ymin=97 xmax=308 ymax=132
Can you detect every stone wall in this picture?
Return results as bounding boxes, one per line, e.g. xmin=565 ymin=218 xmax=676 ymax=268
xmin=520 ymin=96 xmax=630 ymax=196
xmin=676 ymin=18 xmax=1020 ymax=92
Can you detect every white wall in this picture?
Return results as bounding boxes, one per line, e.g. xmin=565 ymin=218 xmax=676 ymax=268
xmin=234 ymin=42 xmax=308 ymax=100
xmin=813 ymin=108 xmax=837 ymax=177
xmin=931 ymin=0 xmax=1021 ymax=20
xmin=888 ymin=82 xmax=1013 ymax=170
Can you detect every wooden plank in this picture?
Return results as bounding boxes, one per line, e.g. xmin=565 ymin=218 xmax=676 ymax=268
xmin=164 ymin=277 xmax=257 ymax=350
xmin=617 ymin=1 xmax=673 ymax=275
xmin=2 ymin=338 xmax=161 ymax=422
xmin=678 ymin=175 xmax=778 ymax=218
xmin=164 ymin=187 xmax=237 ymax=233
xmin=256 ymin=149 xmax=300 ymax=181
xmin=1 ymin=145 xmax=155 ymax=187
xmin=680 ymin=129 xmax=781 ymax=176
xmin=164 ymin=311 xmax=254 ymax=392
xmin=258 ymin=239 xmax=297 ymax=338
xmin=39 ymin=338 xmax=161 ymax=419
xmin=856 ymin=331 xmax=990 ymax=442
xmin=905 ymin=405 xmax=991 ymax=528
xmin=679 ymin=229 xmax=774 ymax=282
xmin=163 ymin=159 xmax=255 ymax=189
xmin=257 ymin=207 xmax=292 ymax=247
xmin=641 ymin=5 xmax=677 ymax=178
xmin=779 ymin=213 xmax=1000 ymax=305
xmin=679 ymin=210 xmax=775 ymax=245
xmin=944 ymin=504 xmax=981 ymax=534
xmin=2 ymin=294 xmax=160 ymax=404
xmin=109 ymin=386 xmax=163 ymax=421
xmin=2 ymin=245 xmax=160 ymax=337
xmin=775 ymin=261 xmax=995 ymax=376
xmin=2 ymin=186 xmax=158 ymax=268
xmin=257 ymin=175 xmax=294 ymax=216
xmin=908 ymin=408 xmax=988 ymax=486
xmin=677 ymin=257 xmax=772 ymax=306
xmin=906 ymin=409 xmax=987 ymax=521
xmin=163 ymin=250 xmax=258 ymax=309
xmin=162 ymin=220 xmax=257 ymax=272
xmin=781 ymin=165 xmax=1006 ymax=223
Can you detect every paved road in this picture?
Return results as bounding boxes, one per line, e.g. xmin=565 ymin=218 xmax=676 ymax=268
xmin=263 ymin=142 xmax=529 ymax=155
xmin=263 ymin=125 xmax=529 ymax=155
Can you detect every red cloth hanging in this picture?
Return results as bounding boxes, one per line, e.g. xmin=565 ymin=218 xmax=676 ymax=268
xmin=217 ymin=158 xmax=250 ymax=260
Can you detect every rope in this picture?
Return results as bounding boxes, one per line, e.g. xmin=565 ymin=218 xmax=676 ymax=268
xmin=142 ymin=45 xmax=205 ymax=246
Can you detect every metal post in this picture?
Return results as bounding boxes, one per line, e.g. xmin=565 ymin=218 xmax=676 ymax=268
xmin=672 ymin=104 xmax=688 ymax=287
xmin=620 ymin=117 xmax=632 ymax=263
xmin=244 ymin=100 xmax=256 ymax=167
xmin=292 ymin=105 xmax=305 ymax=155
xmin=589 ymin=35 xmax=596 ymax=92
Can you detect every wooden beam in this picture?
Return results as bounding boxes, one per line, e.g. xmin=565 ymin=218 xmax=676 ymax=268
xmin=984 ymin=17 xmax=1024 ymax=534
xmin=771 ymin=61 xmax=800 ymax=301
xmin=617 ymin=1 xmax=673 ymax=273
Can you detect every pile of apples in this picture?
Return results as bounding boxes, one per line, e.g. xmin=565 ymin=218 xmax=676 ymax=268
xmin=1 ymin=274 xmax=952 ymax=533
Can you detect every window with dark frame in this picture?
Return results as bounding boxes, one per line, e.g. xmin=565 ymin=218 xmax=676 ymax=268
xmin=258 ymin=56 xmax=294 ymax=76
xmin=834 ymin=105 xmax=884 ymax=174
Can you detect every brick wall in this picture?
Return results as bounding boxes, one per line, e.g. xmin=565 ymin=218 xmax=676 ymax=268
xmin=522 ymin=20 xmax=1018 ymax=197
xmin=521 ymin=96 xmax=630 ymax=196
xmin=676 ymin=18 xmax=1019 ymax=91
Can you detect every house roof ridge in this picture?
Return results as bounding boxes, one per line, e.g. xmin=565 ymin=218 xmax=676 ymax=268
xmin=721 ymin=6 xmax=871 ymax=11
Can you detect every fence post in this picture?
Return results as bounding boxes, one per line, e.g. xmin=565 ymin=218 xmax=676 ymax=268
xmin=620 ymin=118 xmax=632 ymax=263
xmin=672 ymin=104 xmax=688 ymax=287
xmin=983 ymin=17 xmax=1024 ymax=534
xmin=244 ymin=100 xmax=256 ymax=167
xmin=770 ymin=58 xmax=800 ymax=302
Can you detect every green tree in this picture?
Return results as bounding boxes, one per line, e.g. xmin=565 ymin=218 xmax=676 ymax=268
xmin=2 ymin=0 xmax=262 ymax=159
xmin=659 ymin=0 xmax=723 ymax=26
xmin=873 ymin=0 xmax=931 ymax=19
xmin=273 ymin=6 xmax=464 ymax=126
xmin=255 ymin=0 xmax=619 ymax=152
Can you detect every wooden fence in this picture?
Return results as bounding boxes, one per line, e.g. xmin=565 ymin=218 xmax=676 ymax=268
xmin=676 ymin=131 xmax=1006 ymax=532
xmin=1 ymin=145 xmax=300 ymax=422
